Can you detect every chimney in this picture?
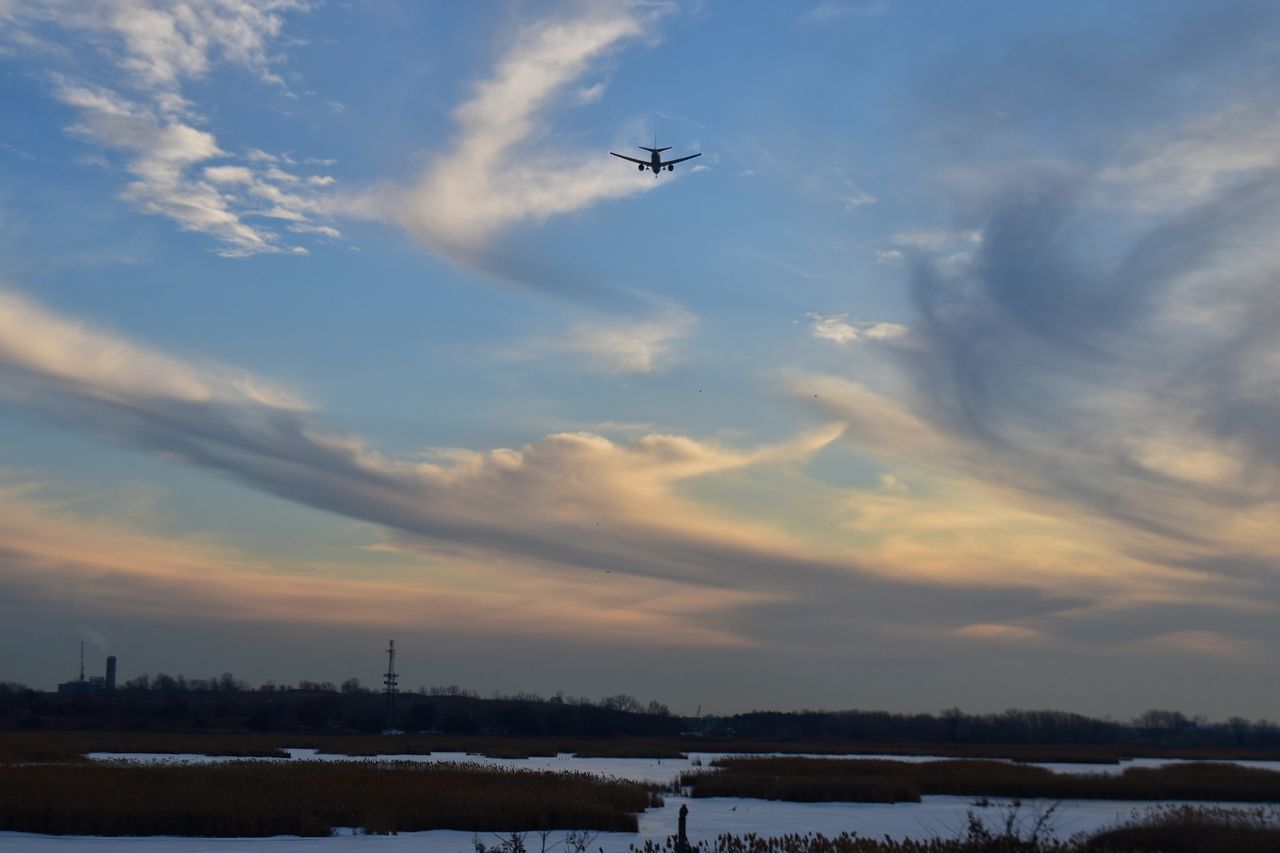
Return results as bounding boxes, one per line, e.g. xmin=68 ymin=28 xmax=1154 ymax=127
xmin=105 ymin=656 xmax=117 ymax=690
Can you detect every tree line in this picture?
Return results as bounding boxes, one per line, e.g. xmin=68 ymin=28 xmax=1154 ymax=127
xmin=0 ymin=678 xmax=677 ymax=737
xmin=1 ymin=678 xmax=1277 ymax=747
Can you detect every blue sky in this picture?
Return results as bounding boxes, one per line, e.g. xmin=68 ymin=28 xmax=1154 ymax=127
xmin=3 ymin=0 xmax=1280 ymax=718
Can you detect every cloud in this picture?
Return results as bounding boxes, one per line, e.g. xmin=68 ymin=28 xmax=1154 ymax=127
xmin=807 ymin=313 xmax=907 ymax=345
xmin=842 ymin=189 xmax=876 ymax=209
xmin=552 ymin=306 xmax=697 ymax=374
xmin=10 ymin=1 xmax=339 ymax=255
xmin=49 ymin=0 xmax=304 ymax=101
xmin=1133 ymin=630 xmax=1258 ymax=660
xmin=786 ymin=373 xmax=1272 ymax=629
xmin=1 ymin=287 xmax=1122 ymax=659
xmin=0 ymin=476 xmax=758 ymax=648
xmin=0 ymin=287 xmax=304 ymax=409
xmin=1102 ymin=104 xmax=1280 ymax=210
xmin=204 ymin=165 xmax=253 ymax=184
xmin=797 ymin=1 xmax=887 ymax=26
xmin=55 ymin=81 xmax=278 ymax=255
xmin=896 ymin=168 xmax=1280 ymax=549
xmin=789 ymin=37 xmax=1280 ymax=627
xmin=367 ymin=3 xmax=673 ymax=258
xmin=0 ymin=287 xmax=837 ymax=599
xmin=53 ymin=79 xmax=340 ymax=253
xmin=315 ymin=2 xmax=702 ymax=313
xmin=890 ymin=228 xmax=982 ymax=251
xmin=954 ymin=623 xmax=1046 ymax=643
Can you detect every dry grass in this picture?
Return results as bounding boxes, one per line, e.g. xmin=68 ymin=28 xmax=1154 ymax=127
xmin=1081 ymin=804 xmax=1280 ymax=852
xmin=0 ymin=760 xmax=661 ymax=837
xmin=0 ymin=731 xmax=291 ymax=764
xmin=684 ymin=757 xmax=1280 ymax=803
xmin=628 ymin=806 xmax=1280 ymax=852
xmin=0 ymin=732 xmax=691 ymax=763
xmin=629 ymin=832 xmax=1083 ymax=852
xmin=6 ymin=730 xmax=1280 ymax=765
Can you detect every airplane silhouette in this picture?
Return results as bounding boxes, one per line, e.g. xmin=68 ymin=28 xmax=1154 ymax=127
xmin=610 ymin=136 xmax=701 ymax=176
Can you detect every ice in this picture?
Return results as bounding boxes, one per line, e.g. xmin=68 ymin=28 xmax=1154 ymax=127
xmin=0 ymin=795 xmax=1263 ymax=852
xmin=10 ymin=751 xmax=1275 ymax=851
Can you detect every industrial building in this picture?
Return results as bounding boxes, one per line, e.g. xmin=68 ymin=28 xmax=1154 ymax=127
xmin=57 ymin=643 xmax=116 ymax=694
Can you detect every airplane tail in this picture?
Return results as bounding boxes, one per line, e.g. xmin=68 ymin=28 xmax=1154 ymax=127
xmin=640 ymin=133 xmax=670 ymax=154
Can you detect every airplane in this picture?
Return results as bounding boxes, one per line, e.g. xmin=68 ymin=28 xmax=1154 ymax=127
xmin=610 ymin=136 xmax=701 ymax=176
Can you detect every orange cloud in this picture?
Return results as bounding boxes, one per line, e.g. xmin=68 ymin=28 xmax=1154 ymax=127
xmin=0 ymin=476 xmax=765 ymax=648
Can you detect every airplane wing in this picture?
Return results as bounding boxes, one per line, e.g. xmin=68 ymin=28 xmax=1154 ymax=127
xmin=660 ymin=152 xmax=702 ymax=167
xmin=610 ymin=152 xmax=649 ymax=165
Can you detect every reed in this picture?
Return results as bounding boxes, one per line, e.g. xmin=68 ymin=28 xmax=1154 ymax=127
xmin=684 ymin=757 xmax=1280 ymax=803
xmin=0 ymin=732 xmax=687 ymax=763
xmin=1081 ymin=804 xmax=1280 ymax=852
xmin=628 ymin=831 xmax=1083 ymax=852
xmin=629 ymin=805 xmax=1280 ymax=852
xmin=0 ymin=760 xmax=661 ymax=837
xmin=7 ymin=730 xmax=1280 ymax=765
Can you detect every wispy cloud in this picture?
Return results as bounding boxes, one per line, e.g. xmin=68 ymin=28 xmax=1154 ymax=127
xmin=797 ymin=1 xmax=888 ymax=27
xmin=786 ymin=114 xmax=1280 ymax=635
xmin=552 ymin=306 xmax=697 ymax=374
xmin=358 ymin=3 xmax=675 ymax=279
xmin=9 ymin=1 xmax=338 ymax=255
xmin=806 ymin=313 xmax=906 ymax=345
xmin=7 ymin=285 xmax=1260 ymax=666
xmin=787 ymin=373 xmax=1268 ymax=628
xmin=0 ymin=287 xmax=839 ymax=612
xmin=43 ymin=0 xmax=305 ymax=104
xmin=320 ymin=1 xmax=705 ymax=322
xmin=890 ymin=228 xmax=982 ymax=251
xmin=1 ymin=286 xmax=1129 ymax=660
xmin=54 ymin=80 xmax=320 ymax=256
xmin=0 ymin=475 xmax=758 ymax=647
xmin=841 ymin=189 xmax=876 ymax=210
xmin=0 ymin=287 xmax=304 ymax=408
xmin=1102 ymin=103 xmax=1280 ymax=210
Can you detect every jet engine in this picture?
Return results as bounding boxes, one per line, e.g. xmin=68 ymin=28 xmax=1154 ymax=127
xmin=638 ymin=163 xmax=645 ymax=171
xmin=668 ymin=164 xmax=674 ymax=171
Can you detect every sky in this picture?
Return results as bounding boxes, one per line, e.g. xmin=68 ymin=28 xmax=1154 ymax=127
xmin=2 ymin=0 xmax=1280 ymax=720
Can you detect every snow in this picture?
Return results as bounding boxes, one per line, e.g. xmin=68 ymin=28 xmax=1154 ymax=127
xmin=8 ymin=751 xmax=1276 ymax=851
xmin=86 ymin=748 xmax=1280 ymax=780
xmin=0 ymin=795 xmax=1262 ymax=852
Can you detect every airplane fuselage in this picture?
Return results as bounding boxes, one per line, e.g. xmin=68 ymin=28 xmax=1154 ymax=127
xmin=637 ymin=150 xmax=669 ymax=176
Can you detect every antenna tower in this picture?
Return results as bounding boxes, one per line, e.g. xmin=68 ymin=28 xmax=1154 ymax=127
xmin=383 ymin=640 xmax=399 ymax=729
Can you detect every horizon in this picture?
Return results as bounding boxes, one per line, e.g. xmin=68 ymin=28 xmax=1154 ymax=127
xmin=3 ymin=1 xmax=1280 ymax=722
xmin=18 ymin=646 xmax=1271 ymax=726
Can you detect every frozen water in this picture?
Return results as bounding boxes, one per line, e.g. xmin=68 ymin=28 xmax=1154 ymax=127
xmin=9 ymin=750 xmax=1275 ymax=851
xmin=86 ymin=748 xmax=1280 ymax=780
xmin=0 ymin=795 xmax=1265 ymax=852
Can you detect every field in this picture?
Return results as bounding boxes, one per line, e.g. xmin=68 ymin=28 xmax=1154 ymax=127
xmin=0 ymin=760 xmax=662 ymax=837
xmin=683 ymin=756 xmax=1280 ymax=803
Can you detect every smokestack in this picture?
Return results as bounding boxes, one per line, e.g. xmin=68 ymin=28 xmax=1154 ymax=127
xmin=80 ymin=641 xmax=85 ymax=682
xmin=105 ymin=656 xmax=117 ymax=690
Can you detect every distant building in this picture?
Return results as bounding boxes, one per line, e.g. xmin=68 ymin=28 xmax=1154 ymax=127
xmin=57 ymin=679 xmax=97 ymax=695
xmin=57 ymin=650 xmax=118 ymax=694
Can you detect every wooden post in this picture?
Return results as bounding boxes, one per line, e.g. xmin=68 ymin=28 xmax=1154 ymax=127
xmin=677 ymin=804 xmax=689 ymax=853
